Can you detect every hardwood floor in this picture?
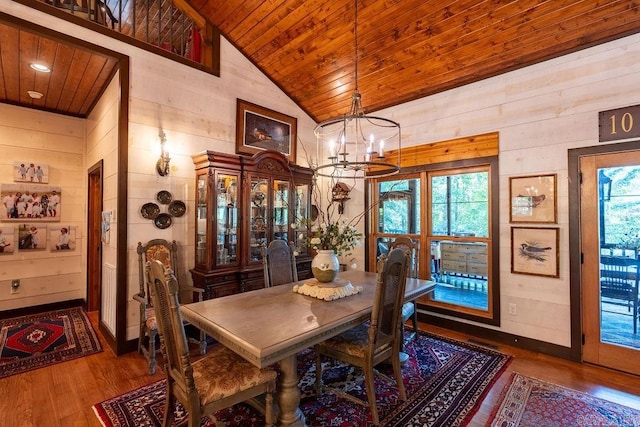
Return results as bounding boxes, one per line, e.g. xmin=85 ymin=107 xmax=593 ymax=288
xmin=0 ymin=311 xmax=639 ymax=426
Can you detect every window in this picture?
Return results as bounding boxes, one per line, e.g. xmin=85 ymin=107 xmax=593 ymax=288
xmin=369 ymin=158 xmax=499 ymax=325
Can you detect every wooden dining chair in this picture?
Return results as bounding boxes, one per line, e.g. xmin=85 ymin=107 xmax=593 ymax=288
xmin=388 ymin=236 xmax=420 ymax=342
xmin=261 ymin=239 xmax=298 ymax=287
xmin=147 ymin=260 xmax=277 ymax=427
xmin=314 ymin=248 xmax=409 ymax=425
xmin=134 ymin=239 xmax=206 ymax=374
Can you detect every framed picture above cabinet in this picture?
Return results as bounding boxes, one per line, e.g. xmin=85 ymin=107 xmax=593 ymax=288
xmin=235 ymin=99 xmax=297 ymax=163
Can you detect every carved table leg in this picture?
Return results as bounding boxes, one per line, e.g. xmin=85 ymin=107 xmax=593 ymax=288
xmin=277 ymin=354 xmax=306 ymax=426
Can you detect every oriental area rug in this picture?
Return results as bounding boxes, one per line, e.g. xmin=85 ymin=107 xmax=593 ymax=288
xmin=92 ymin=331 xmax=511 ymax=426
xmin=0 ymin=307 xmax=102 ymax=379
xmin=488 ymin=372 xmax=640 ymax=427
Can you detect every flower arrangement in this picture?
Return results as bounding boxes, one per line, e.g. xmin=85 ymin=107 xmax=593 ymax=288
xmin=308 ymin=219 xmax=362 ymax=257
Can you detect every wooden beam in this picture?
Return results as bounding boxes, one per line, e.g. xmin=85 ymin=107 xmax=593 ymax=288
xmin=388 ymin=132 xmax=499 ymax=168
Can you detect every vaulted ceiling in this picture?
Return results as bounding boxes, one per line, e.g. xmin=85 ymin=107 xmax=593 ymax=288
xmin=2 ymin=1 xmax=640 ymax=120
xmin=193 ymin=0 xmax=640 ymax=123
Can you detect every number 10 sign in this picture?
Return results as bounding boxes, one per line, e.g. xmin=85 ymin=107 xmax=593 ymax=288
xmin=599 ymin=104 xmax=640 ymax=142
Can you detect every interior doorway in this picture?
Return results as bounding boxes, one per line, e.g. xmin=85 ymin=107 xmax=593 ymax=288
xmin=86 ymin=161 xmax=103 ymax=314
xmin=580 ymin=150 xmax=640 ymax=376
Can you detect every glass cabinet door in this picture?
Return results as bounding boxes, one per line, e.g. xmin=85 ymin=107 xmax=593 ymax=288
xmin=249 ymin=178 xmax=268 ymax=262
xmin=215 ymin=172 xmax=239 ymax=267
xmin=294 ymin=183 xmax=311 ymax=253
xmin=196 ymin=174 xmax=208 ymax=266
xmin=273 ymin=180 xmax=289 ymax=242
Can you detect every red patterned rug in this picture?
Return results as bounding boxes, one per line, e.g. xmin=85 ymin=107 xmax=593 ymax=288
xmin=0 ymin=307 xmax=102 ymax=379
xmin=488 ymin=372 xmax=640 ymax=426
xmin=93 ymin=331 xmax=510 ymax=426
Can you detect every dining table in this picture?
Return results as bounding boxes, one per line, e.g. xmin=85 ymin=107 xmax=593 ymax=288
xmin=180 ymin=269 xmax=435 ymax=426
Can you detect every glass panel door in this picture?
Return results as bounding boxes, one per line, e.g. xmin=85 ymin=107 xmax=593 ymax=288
xmin=429 ymin=169 xmax=490 ymax=313
xmin=196 ymin=174 xmax=207 ymax=266
xmin=215 ymin=172 xmax=239 ymax=266
xmin=249 ymin=178 xmax=268 ymax=262
xmin=581 ymin=151 xmax=640 ymax=376
xmin=273 ymin=180 xmax=289 ymax=242
xmin=294 ymin=183 xmax=310 ymax=253
xmin=598 ymin=165 xmax=640 ymax=349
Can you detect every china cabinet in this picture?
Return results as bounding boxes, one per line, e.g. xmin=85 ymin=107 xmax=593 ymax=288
xmin=191 ymin=150 xmax=313 ymax=298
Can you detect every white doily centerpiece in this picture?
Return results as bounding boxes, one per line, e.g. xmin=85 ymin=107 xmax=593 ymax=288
xmin=292 ymin=277 xmax=363 ymax=301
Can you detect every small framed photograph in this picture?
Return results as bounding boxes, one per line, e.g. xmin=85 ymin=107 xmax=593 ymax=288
xmin=17 ymin=224 xmax=47 ymax=251
xmin=511 ymin=227 xmax=559 ymax=278
xmin=50 ymin=225 xmax=76 ymax=251
xmin=509 ymin=174 xmax=557 ymax=223
xmin=14 ymin=161 xmax=49 ymax=183
xmin=0 ymin=226 xmax=15 ymax=255
xmin=235 ymin=98 xmax=297 ymax=163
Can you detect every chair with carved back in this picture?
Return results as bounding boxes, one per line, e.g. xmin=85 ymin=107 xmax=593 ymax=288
xmin=388 ymin=236 xmax=420 ymax=343
xmin=314 ymin=248 xmax=409 ymax=425
xmin=261 ymin=239 xmax=298 ymax=287
xmin=147 ymin=260 xmax=277 ymax=427
xmin=600 ymin=255 xmax=640 ymax=334
xmin=134 ymin=239 xmax=206 ymax=374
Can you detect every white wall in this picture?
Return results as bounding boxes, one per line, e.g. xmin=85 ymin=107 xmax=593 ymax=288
xmin=0 ymin=0 xmax=317 ymax=340
xmin=0 ymin=104 xmax=86 ymax=311
xmin=372 ymin=33 xmax=640 ymax=347
xmin=86 ymin=71 xmax=121 ymax=334
xmin=4 ymin=0 xmax=640 ymax=349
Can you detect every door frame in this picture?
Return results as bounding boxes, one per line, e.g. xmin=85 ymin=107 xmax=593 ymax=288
xmin=568 ymin=139 xmax=640 ymax=363
xmin=86 ymin=160 xmax=103 ymax=314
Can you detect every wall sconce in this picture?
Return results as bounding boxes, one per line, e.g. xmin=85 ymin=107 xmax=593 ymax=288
xmin=156 ymin=131 xmax=171 ymax=176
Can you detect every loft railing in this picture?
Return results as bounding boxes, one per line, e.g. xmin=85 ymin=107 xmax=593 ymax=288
xmin=38 ymin=0 xmax=217 ymax=70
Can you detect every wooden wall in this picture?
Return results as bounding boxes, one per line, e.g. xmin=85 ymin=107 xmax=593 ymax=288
xmin=86 ymin=72 xmax=120 ymax=334
xmin=4 ymin=0 xmax=640 ymax=351
xmin=0 ymin=103 xmax=86 ymax=311
xmin=380 ymin=32 xmax=640 ymax=347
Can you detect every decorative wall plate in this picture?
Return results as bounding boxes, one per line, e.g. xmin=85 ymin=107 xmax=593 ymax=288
xmin=156 ymin=190 xmax=173 ymax=204
xmin=252 ymin=191 xmax=266 ymax=207
xmin=251 ymin=216 xmax=265 ymax=231
xmin=140 ymin=202 xmax=160 ymax=219
xmin=154 ymin=213 xmax=172 ymax=229
xmin=168 ymin=200 xmax=186 ymax=217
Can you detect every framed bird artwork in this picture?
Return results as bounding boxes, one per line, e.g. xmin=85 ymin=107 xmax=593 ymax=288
xmin=509 ymin=174 xmax=557 ymax=223
xmin=511 ymin=227 xmax=559 ymax=277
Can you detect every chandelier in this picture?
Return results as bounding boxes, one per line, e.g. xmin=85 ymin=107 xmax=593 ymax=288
xmin=314 ymin=1 xmax=401 ymax=179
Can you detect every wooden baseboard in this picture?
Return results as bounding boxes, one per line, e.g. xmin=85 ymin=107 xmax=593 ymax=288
xmin=0 ymin=299 xmax=84 ymax=320
xmin=420 ymin=312 xmax=576 ymax=361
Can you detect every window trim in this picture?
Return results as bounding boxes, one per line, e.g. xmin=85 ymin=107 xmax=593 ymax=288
xmin=368 ymin=156 xmax=500 ymax=326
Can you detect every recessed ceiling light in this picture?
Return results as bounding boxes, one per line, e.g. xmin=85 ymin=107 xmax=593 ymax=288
xmin=30 ymin=63 xmax=51 ymax=73
xmin=27 ymin=90 xmax=44 ymax=99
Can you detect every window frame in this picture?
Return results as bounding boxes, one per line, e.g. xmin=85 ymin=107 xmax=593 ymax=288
xmin=368 ymin=156 xmax=500 ymax=326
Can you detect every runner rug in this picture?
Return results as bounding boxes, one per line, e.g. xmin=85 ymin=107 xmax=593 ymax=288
xmin=488 ymin=372 xmax=640 ymax=426
xmin=0 ymin=307 xmax=102 ymax=379
xmin=92 ymin=331 xmax=511 ymax=426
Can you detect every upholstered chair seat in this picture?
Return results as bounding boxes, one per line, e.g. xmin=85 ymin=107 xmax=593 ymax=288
xmin=147 ymin=260 xmax=277 ymax=427
xmin=193 ymin=346 xmax=277 ymax=405
xmin=315 ymin=248 xmax=410 ymax=425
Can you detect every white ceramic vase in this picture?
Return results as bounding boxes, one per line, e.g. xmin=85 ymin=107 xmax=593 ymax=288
xmin=311 ymin=249 xmax=340 ymax=283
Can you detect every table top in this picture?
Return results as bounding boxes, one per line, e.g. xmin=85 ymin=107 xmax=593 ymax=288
xmin=181 ymin=270 xmax=435 ymax=368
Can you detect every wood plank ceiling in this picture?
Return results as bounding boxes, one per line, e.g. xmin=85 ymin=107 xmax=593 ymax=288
xmin=2 ymin=0 xmax=640 ymax=120
xmin=0 ymin=20 xmax=119 ymax=118
xmin=192 ymin=0 xmax=640 ymax=123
